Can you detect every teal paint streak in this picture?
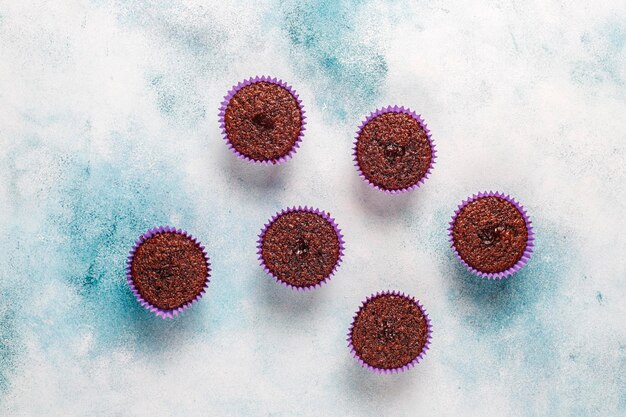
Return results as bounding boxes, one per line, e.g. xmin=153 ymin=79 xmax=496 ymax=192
xmin=46 ymin=151 xmax=209 ymax=354
xmin=431 ymin=204 xmax=618 ymax=414
xmin=446 ymin=229 xmax=568 ymax=334
xmin=148 ymin=73 xmax=207 ymax=124
xmin=0 ymin=304 xmax=19 ymax=396
xmin=620 ymin=351 xmax=626 ymax=412
xmin=604 ymin=20 xmax=626 ymax=50
xmin=105 ymin=1 xmax=226 ymax=125
xmin=428 ymin=207 xmax=570 ymax=333
xmin=0 ymin=154 xmax=31 ymax=399
xmin=0 ymin=119 xmax=269 ymax=385
xmin=572 ymin=20 xmax=626 ymax=89
xmin=0 ymin=124 xmax=215 ymax=377
xmin=442 ymin=221 xmax=569 ymax=393
xmin=281 ymin=0 xmax=388 ymax=120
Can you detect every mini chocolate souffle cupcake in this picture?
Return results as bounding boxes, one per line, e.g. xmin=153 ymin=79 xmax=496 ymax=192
xmin=258 ymin=207 xmax=344 ymax=290
xmin=354 ymin=106 xmax=436 ymax=194
xmin=127 ymin=226 xmax=211 ymax=318
xmin=348 ymin=291 xmax=432 ymax=373
xmin=219 ymin=76 xmax=306 ymax=164
xmin=449 ymin=191 xmax=534 ymax=279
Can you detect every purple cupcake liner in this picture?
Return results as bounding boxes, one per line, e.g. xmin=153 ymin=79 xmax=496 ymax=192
xmin=448 ymin=191 xmax=535 ymax=280
xmin=126 ymin=226 xmax=211 ymax=319
xmin=347 ymin=290 xmax=433 ymax=374
xmin=218 ymin=75 xmax=307 ymax=165
xmin=353 ymin=105 xmax=437 ymax=194
xmin=257 ymin=206 xmax=345 ymax=291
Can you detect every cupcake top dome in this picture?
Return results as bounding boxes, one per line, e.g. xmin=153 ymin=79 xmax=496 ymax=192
xmin=127 ymin=227 xmax=210 ymax=317
xmin=450 ymin=192 xmax=534 ymax=278
xmin=354 ymin=106 xmax=436 ymax=193
xmin=220 ymin=76 xmax=306 ymax=164
xmin=258 ymin=207 xmax=344 ymax=290
xmin=349 ymin=291 xmax=431 ymax=373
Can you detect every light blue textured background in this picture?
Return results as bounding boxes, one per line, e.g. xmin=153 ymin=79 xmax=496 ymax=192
xmin=0 ymin=1 xmax=625 ymax=416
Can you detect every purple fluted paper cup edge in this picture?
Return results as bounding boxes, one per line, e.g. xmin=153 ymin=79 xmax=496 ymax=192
xmin=218 ymin=75 xmax=307 ymax=165
xmin=448 ymin=191 xmax=535 ymax=280
xmin=257 ymin=206 xmax=345 ymax=291
xmin=347 ymin=290 xmax=432 ymax=374
xmin=353 ymin=105 xmax=437 ymax=194
xmin=126 ymin=226 xmax=211 ymax=319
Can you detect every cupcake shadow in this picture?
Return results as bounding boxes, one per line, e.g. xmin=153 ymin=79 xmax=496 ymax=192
xmin=255 ymin=270 xmax=323 ymax=321
xmin=351 ymin=173 xmax=416 ymax=218
xmin=342 ymin=356 xmax=422 ymax=401
xmin=220 ymin=145 xmax=290 ymax=191
xmin=108 ymin=283 xmax=210 ymax=355
xmin=446 ymin=251 xmax=537 ymax=328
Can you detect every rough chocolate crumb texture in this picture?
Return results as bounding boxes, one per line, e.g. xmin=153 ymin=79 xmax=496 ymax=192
xmin=261 ymin=211 xmax=340 ymax=288
xmin=452 ymin=196 xmax=529 ymax=273
xmin=356 ymin=112 xmax=433 ymax=191
xmin=130 ymin=232 xmax=208 ymax=311
xmin=351 ymin=294 xmax=429 ymax=370
xmin=224 ymin=81 xmax=303 ymax=162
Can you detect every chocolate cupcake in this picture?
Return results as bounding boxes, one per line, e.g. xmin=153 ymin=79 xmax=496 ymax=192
xmin=126 ymin=226 xmax=211 ymax=318
xmin=449 ymin=191 xmax=534 ymax=279
xmin=348 ymin=291 xmax=432 ymax=373
xmin=219 ymin=76 xmax=306 ymax=165
xmin=354 ymin=106 xmax=436 ymax=194
xmin=257 ymin=206 xmax=344 ymax=290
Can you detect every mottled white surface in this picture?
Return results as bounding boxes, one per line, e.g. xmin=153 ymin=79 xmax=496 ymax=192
xmin=0 ymin=1 xmax=625 ymax=416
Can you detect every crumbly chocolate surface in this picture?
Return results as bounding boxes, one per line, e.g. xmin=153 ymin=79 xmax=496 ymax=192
xmin=130 ymin=232 xmax=208 ymax=310
xmin=224 ymin=81 xmax=303 ymax=162
xmin=261 ymin=211 xmax=340 ymax=288
xmin=351 ymin=294 xmax=429 ymax=370
xmin=355 ymin=112 xmax=433 ymax=191
xmin=452 ymin=196 xmax=529 ymax=273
